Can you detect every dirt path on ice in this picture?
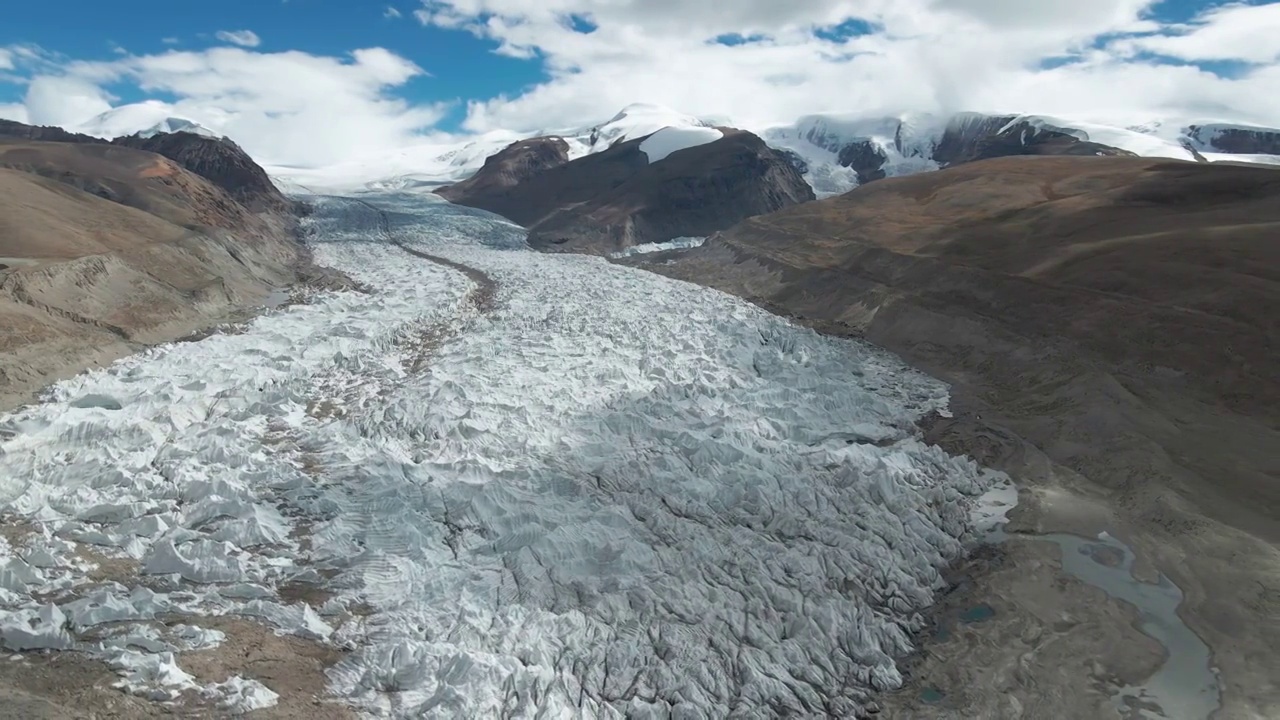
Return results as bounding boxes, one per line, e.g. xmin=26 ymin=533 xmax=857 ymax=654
xmin=352 ymin=197 xmax=499 ymax=372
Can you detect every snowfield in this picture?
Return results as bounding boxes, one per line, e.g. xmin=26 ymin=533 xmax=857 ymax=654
xmin=639 ymin=126 xmax=724 ymax=163
xmin=0 ymin=193 xmax=998 ymax=717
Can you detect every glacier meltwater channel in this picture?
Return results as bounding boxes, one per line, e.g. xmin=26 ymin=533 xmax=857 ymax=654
xmin=0 ymin=193 xmax=998 ymax=717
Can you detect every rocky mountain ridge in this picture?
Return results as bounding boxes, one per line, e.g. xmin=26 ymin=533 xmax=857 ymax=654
xmin=436 ymin=127 xmax=813 ymax=254
xmin=764 ymin=112 xmax=1280 ymax=196
xmin=0 ymin=119 xmax=291 ymax=216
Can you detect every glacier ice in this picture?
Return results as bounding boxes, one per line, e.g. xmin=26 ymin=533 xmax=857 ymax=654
xmin=0 ymin=192 xmax=998 ymax=715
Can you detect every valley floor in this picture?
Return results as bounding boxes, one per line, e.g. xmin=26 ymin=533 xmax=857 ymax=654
xmin=1 ymin=194 xmax=1007 ymax=717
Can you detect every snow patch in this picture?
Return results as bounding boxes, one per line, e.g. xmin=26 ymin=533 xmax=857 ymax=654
xmin=610 ymin=236 xmax=706 ymax=258
xmin=203 ymin=675 xmax=280 ymax=712
xmin=639 ymin=127 xmax=724 ymax=162
xmin=1202 ymin=152 xmax=1280 ymax=166
xmin=580 ymin=102 xmax=718 ymax=152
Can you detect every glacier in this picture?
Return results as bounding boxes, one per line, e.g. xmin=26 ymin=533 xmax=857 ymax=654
xmin=0 ymin=192 xmax=998 ymax=716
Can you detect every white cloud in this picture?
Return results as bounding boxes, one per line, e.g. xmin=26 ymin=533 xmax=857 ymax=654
xmin=9 ymin=46 xmax=444 ymax=167
xmin=0 ymin=103 xmax=28 ymax=123
xmin=385 ymin=6 xmax=403 ymax=18
xmin=412 ymin=0 xmax=1280 ymax=133
xmin=931 ymin=0 xmax=1152 ymax=32
xmin=0 ymin=48 xmax=13 ymax=71
xmin=24 ymin=76 xmax=114 ymax=126
xmin=215 ymin=30 xmax=262 ymax=48
xmin=1116 ymin=2 xmax=1280 ymax=64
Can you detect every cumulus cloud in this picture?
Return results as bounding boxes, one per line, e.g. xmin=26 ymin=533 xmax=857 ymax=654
xmin=5 ymin=45 xmax=444 ymax=167
xmin=215 ymin=30 xmax=262 ymax=48
xmin=24 ymin=75 xmax=114 ymax=126
xmin=416 ymin=0 xmax=1280 ymax=132
xmin=1116 ymin=2 xmax=1280 ymax=64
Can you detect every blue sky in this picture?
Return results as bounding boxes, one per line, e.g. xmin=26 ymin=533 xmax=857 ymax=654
xmin=2 ymin=1 xmax=1277 ymax=167
xmin=0 ymin=1 xmax=548 ymax=129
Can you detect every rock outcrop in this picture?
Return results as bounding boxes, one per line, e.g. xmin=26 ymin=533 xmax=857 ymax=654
xmin=836 ymin=141 xmax=889 ymax=184
xmin=113 ymin=132 xmax=293 ymax=214
xmin=436 ymin=128 xmax=814 ymax=254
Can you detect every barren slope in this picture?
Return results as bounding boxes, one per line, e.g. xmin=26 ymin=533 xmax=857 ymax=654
xmin=641 ymin=155 xmax=1280 ymax=718
xmin=0 ymin=168 xmax=188 ymax=261
xmin=0 ymin=138 xmax=308 ymax=412
xmin=0 ymin=139 xmax=265 ymax=236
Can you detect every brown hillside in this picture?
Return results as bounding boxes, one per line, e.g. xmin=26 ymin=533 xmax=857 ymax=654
xmin=644 ymin=154 xmax=1280 ymax=717
xmin=437 ymin=129 xmax=814 ymax=254
xmin=0 ymin=137 xmax=306 ymax=411
xmin=0 ymin=168 xmax=188 ymax=261
xmin=0 ymin=139 xmax=261 ymax=236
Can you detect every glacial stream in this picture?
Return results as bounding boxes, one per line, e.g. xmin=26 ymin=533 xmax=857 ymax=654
xmin=0 ymin=192 xmax=1001 ymax=717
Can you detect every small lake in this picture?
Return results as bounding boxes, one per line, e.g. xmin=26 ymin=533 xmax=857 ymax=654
xmin=973 ymin=481 xmax=1220 ymax=720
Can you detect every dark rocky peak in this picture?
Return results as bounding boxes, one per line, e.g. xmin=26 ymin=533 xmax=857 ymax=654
xmin=934 ymin=114 xmax=1134 ymax=167
xmin=436 ymin=136 xmax=570 ymax=208
xmin=836 ymin=142 xmax=889 ymax=184
xmin=112 ymin=131 xmax=292 ymax=214
xmin=437 ymin=127 xmax=813 ymax=254
xmin=526 ymin=129 xmax=814 ymax=254
xmin=775 ymin=148 xmax=809 ymax=176
xmin=931 ymin=114 xmax=1019 ymax=166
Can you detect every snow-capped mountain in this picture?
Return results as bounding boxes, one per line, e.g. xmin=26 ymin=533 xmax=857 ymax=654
xmin=135 ymin=117 xmax=220 ymax=139
xmin=562 ymin=102 xmax=719 ymax=157
xmin=71 ymin=98 xmax=1280 ymax=197
xmin=1182 ymin=122 xmax=1280 ymax=164
xmin=764 ymin=114 xmax=945 ymax=197
xmin=766 ymin=113 xmax=1280 ymax=197
xmin=264 ymin=103 xmax=722 ymax=193
xmin=73 ymin=101 xmax=221 ymax=140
